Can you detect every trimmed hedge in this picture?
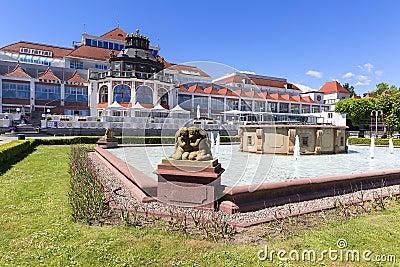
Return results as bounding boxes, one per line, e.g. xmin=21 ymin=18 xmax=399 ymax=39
xmin=348 ymin=137 xmax=400 ymax=146
xmin=0 ymin=140 xmax=33 ymax=164
xmin=0 ymin=135 xmax=242 ymax=165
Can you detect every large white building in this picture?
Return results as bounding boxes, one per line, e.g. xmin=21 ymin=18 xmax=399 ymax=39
xmin=0 ymin=27 xmax=350 ymax=129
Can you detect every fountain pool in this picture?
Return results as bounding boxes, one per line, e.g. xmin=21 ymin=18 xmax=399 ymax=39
xmin=108 ymin=144 xmax=400 ymax=187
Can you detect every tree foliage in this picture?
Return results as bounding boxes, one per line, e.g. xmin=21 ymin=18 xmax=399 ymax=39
xmin=364 ymin=82 xmax=399 ymax=97
xmin=342 ymin=83 xmax=357 ymax=97
xmin=335 ymin=91 xmax=400 ymax=131
xmin=334 ymin=97 xmax=377 ymax=126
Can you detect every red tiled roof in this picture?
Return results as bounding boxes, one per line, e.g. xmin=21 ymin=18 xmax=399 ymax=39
xmin=66 ymin=45 xmax=113 ymax=61
xmin=232 ymin=89 xmax=248 ymax=97
xmin=301 ymin=96 xmax=316 ymax=103
xmin=166 ymin=64 xmax=211 ymax=78
xmin=97 ymin=103 xmax=108 ymax=108
xmin=203 ymin=86 xmax=219 ymax=95
xmin=318 ymin=81 xmax=350 ymax=94
xmin=100 ymin=27 xmax=127 ymax=41
xmin=67 ymin=71 xmax=87 ymax=83
xmin=259 ymin=92 xmax=273 ymax=99
xmin=178 ymin=85 xmax=188 ymax=92
xmin=280 ymin=94 xmax=296 ymax=102
xmin=381 ymin=91 xmax=393 ymax=96
xmin=218 ymin=87 xmax=236 ymax=96
xmin=352 ymin=95 xmax=361 ymax=99
xmin=187 ymin=84 xmax=204 ymax=93
xmin=38 ymin=68 xmax=60 ymax=81
xmin=365 ymin=93 xmax=377 ymax=98
xmin=0 ymin=41 xmax=73 ymax=59
xmin=245 ymin=90 xmax=263 ymax=99
xmin=269 ymin=93 xmax=285 ymax=101
xmin=214 ymin=74 xmax=300 ymax=90
xmin=5 ymin=64 xmax=31 ymax=78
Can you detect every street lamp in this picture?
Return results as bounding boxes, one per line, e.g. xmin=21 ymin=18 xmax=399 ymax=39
xmin=371 ymin=110 xmax=383 ymax=137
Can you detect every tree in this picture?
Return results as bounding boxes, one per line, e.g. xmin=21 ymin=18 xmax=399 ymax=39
xmin=366 ymin=82 xmax=398 ymax=96
xmin=334 ymin=97 xmax=377 ymax=126
xmin=342 ymin=83 xmax=357 ymax=97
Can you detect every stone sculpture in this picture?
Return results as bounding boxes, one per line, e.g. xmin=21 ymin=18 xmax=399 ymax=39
xmin=170 ymin=126 xmax=213 ymax=161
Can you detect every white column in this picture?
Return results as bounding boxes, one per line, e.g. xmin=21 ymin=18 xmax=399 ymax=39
xmin=288 ymin=102 xmax=291 ymax=114
xmin=132 ymin=81 xmax=136 ymax=104
xmin=276 ymin=101 xmax=280 ymax=113
xmin=30 ymin=79 xmax=35 ymax=113
xmin=208 ymin=95 xmax=212 ymax=118
xmin=0 ymin=78 xmax=2 ymax=113
xmin=238 ymin=98 xmax=242 ymax=111
xmin=264 ymin=100 xmax=268 ymax=112
xmin=60 ymin=82 xmax=65 ymax=106
xmin=223 ymin=96 xmax=227 ymax=122
xmin=108 ymin=80 xmax=113 ymax=106
xmin=152 ymin=84 xmax=158 ymax=105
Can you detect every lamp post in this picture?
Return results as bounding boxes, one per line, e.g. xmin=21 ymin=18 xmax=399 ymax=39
xmin=371 ymin=110 xmax=383 ymax=137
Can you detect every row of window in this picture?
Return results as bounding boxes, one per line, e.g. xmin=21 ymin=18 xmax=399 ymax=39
xmin=64 ymin=110 xmax=89 ymax=116
xmin=19 ymin=47 xmax=53 ymax=57
xmin=178 ymin=95 xmax=323 ymax=113
xmin=20 ymin=57 xmax=51 ymax=66
xmin=99 ymin=85 xmax=168 ymax=105
xmin=95 ymin=64 xmax=108 ymax=70
xmin=1 ymin=82 xmax=87 ymax=102
xmin=84 ymin=38 xmax=125 ymax=50
xmin=70 ymin=62 xmax=84 ymax=69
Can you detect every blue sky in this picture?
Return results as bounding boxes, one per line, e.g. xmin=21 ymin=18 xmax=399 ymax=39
xmin=1 ymin=0 xmax=399 ymax=95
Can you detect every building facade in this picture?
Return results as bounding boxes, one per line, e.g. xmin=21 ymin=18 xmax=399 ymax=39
xmin=0 ymin=26 xmax=349 ymax=127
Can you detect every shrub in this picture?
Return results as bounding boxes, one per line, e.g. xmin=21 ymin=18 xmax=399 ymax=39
xmin=0 ymin=140 xmax=33 ymax=164
xmin=348 ymin=138 xmax=400 ymax=146
xmin=68 ymin=145 xmax=109 ymax=224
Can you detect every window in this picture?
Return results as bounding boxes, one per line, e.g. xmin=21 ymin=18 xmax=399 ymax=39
xmin=340 ymin=137 xmax=345 ymax=146
xmin=254 ymin=101 xmax=265 ymax=112
xmin=114 ymin=84 xmax=131 ymax=103
xmin=302 ymin=136 xmax=309 ymax=147
xmin=268 ymin=102 xmax=277 ymax=112
xmin=226 ymin=99 xmax=239 ymax=110
xmin=136 ymin=85 xmax=152 ymax=104
xmin=95 ymin=64 xmax=108 ymax=70
xmin=2 ymin=82 xmax=30 ymax=99
xmin=65 ymin=87 xmax=88 ymax=102
xmin=240 ymin=101 xmax=251 ymax=111
xmin=157 ymin=88 xmax=168 ymax=106
xmin=70 ymin=61 xmax=83 ymax=69
xmin=247 ymin=136 xmax=254 ymax=146
xmin=35 ymin=84 xmax=61 ymax=100
xmin=328 ymin=112 xmax=333 ymax=119
xmin=194 ymin=97 xmax=208 ymax=109
xmin=211 ymin=98 xmax=224 ymax=110
xmin=279 ymin=103 xmax=289 ymax=113
xmin=99 ymin=86 xmax=108 ymax=103
xmin=178 ymin=95 xmax=191 ymax=108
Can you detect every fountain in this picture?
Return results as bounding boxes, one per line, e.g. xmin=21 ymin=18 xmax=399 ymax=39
xmin=215 ymin=132 xmax=220 ymax=155
xmin=293 ymin=135 xmax=300 ymax=160
xmin=210 ymin=132 xmax=215 ymax=155
xmin=389 ymin=137 xmax=394 ymax=154
xmin=370 ymin=136 xmax=375 ymax=159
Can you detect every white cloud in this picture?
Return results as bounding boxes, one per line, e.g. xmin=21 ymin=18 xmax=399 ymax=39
xmin=342 ymin=72 xmax=355 ymax=79
xmin=294 ymin=83 xmax=316 ymax=92
xmin=356 ymin=75 xmax=371 ymax=86
xmin=357 ymin=63 xmax=374 ymax=72
xmin=375 ymin=70 xmax=383 ymax=76
xmin=240 ymin=70 xmax=256 ymax=75
xmin=306 ymin=70 xmax=323 ymax=78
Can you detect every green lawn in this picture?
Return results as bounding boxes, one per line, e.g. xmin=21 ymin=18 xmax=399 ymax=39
xmin=0 ymin=145 xmax=399 ymax=266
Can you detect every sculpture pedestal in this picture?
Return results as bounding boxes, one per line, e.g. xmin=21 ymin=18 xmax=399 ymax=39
xmin=96 ymin=137 xmax=118 ymax=148
xmin=155 ymin=158 xmax=224 ymax=209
